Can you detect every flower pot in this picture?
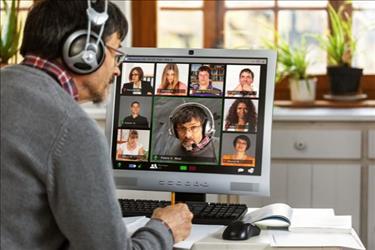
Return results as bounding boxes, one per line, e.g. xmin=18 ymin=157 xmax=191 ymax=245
xmin=289 ymin=78 xmax=316 ymax=104
xmin=327 ymin=66 xmax=363 ymax=95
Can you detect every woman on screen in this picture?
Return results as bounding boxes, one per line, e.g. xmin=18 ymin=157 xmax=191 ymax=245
xmin=222 ymin=135 xmax=255 ymax=167
xmin=224 ymin=99 xmax=257 ymax=132
xmin=121 ymin=67 xmax=153 ymax=95
xmin=156 ymin=64 xmax=187 ymax=95
xmin=117 ymin=130 xmax=146 ymax=161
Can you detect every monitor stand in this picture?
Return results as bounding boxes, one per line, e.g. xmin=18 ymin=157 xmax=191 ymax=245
xmin=175 ymin=192 xmax=206 ymax=202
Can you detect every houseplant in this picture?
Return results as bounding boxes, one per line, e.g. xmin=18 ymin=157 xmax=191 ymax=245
xmin=315 ymin=4 xmax=362 ymax=96
xmin=0 ymin=0 xmax=22 ymax=66
xmin=264 ymin=35 xmax=316 ymax=104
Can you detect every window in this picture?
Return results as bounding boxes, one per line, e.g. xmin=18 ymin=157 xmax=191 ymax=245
xmin=130 ymin=0 xmax=374 ymax=100
xmin=0 ymin=0 xmax=33 ymax=64
xmin=352 ymin=1 xmax=375 ymax=74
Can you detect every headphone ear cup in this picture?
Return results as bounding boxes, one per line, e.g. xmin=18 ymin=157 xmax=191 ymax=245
xmin=62 ymin=30 xmax=105 ymax=74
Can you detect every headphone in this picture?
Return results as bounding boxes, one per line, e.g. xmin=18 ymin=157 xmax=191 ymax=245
xmin=168 ymin=102 xmax=215 ymax=138
xmin=62 ymin=0 xmax=108 ymax=74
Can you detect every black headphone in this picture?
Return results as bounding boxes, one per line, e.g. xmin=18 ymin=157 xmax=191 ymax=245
xmin=168 ymin=102 xmax=215 ymax=138
xmin=62 ymin=0 xmax=108 ymax=74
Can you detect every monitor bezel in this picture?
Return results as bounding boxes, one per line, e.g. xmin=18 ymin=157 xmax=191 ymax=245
xmin=105 ymin=48 xmax=276 ymax=196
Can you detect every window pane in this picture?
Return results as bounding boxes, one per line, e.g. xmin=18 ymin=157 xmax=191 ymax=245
xmin=157 ymin=11 xmax=203 ymax=48
xmin=353 ymin=10 xmax=375 ymax=73
xmin=278 ymin=0 xmax=327 ymax=8
xmin=224 ymin=11 xmax=274 ymax=49
xmin=352 ymin=1 xmax=375 ymax=9
xmin=158 ymin=0 xmax=202 ymax=8
xmin=225 ymin=1 xmax=274 ymax=8
xmin=278 ymin=10 xmax=327 ymax=74
xmin=0 ymin=0 xmax=32 ymax=9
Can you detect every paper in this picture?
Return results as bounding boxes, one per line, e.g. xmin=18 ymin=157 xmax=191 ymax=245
xmin=122 ymin=217 xmax=223 ymax=250
xmin=270 ymin=229 xmax=365 ymax=250
xmin=174 ymin=224 xmax=224 ymax=249
xmin=289 ymin=215 xmax=352 ymax=233
xmin=123 ymin=216 xmax=150 ymax=234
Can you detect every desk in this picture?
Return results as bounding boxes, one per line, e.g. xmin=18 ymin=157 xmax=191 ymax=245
xmin=124 ymin=208 xmax=365 ymax=250
xmin=190 ymin=228 xmax=364 ymax=250
xmin=188 ymin=208 xmax=364 ymax=250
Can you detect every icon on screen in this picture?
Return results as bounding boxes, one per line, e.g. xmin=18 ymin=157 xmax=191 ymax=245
xmin=237 ymin=168 xmax=244 ymax=173
xmin=248 ymin=168 xmax=255 ymax=174
xmin=128 ymin=164 xmax=137 ymax=169
xmin=180 ymin=165 xmax=188 ymax=171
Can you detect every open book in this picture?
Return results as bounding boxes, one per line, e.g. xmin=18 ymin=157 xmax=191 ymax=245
xmin=242 ymin=203 xmax=352 ymax=233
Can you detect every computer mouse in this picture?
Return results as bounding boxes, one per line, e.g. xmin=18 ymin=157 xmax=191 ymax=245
xmin=222 ymin=220 xmax=261 ymax=240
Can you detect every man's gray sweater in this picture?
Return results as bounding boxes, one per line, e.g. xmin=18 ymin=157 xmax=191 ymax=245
xmin=0 ymin=65 xmax=173 ymax=249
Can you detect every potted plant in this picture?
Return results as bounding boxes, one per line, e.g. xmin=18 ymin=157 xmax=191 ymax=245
xmin=0 ymin=0 xmax=22 ymax=66
xmin=264 ymin=35 xmax=316 ymax=104
xmin=315 ymin=4 xmax=362 ymax=96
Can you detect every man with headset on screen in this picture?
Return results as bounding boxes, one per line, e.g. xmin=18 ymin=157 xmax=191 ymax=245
xmin=167 ymin=103 xmax=220 ymax=162
xmin=0 ymin=0 xmax=192 ymax=249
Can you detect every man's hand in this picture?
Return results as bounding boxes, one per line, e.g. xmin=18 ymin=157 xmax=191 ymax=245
xmin=151 ymin=203 xmax=193 ymax=243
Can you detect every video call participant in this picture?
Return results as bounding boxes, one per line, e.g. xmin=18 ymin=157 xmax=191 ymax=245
xmin=190 ymin=65 xmax=222 ymax=97
xmin=1 ymin=0 xmax=192 ymax=249
xmin=121 ymin=101 xmax=149 ymax=129
xmin=222 ymin=135 xmax=255 ymax=167
xmin=228 ymin=68 xmax=257 ymax=97
xmin=224 ymin=98 xmax=257 ymax=132
xmin=122 ymin=66 xmax=153 ymax=95
xmin=156 ymin=63 xmax=187 ymax=96
xmin=167 ymin=103 xmax=219 ymax=163
xmin=117 ymin=130 xmax=146 ymax=161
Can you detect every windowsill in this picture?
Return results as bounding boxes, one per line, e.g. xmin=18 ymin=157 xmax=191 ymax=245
xmin=274 ymin=99 xmax=375 ymax=108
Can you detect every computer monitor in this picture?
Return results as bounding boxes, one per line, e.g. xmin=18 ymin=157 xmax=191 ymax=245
xmin=105 ymin=48 xmax=276 ymax=197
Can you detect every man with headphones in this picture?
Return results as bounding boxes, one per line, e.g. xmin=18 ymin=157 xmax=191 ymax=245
xmin=1 ymin=1 xmax=192 ymax=249
xmin=168 ymin=102 xmax=220 ymax=163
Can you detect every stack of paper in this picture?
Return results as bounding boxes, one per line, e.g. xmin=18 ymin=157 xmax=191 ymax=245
xmin=289 ymin=209 xmax=352 ymax=233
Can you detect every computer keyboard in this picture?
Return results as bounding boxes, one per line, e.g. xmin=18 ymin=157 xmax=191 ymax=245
xmin=118 ymin=199 xmax=247 ymax=225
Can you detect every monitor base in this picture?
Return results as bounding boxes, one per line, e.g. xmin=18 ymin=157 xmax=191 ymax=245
xmin=175 ymin=192 xmax=206 ymax=202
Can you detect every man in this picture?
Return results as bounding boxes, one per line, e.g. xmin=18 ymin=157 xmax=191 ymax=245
xmin=228 ymin=68 xmax=257 ymax=97
xmin=0 ymin=1 xmax=192 ymax=249
xmin=167 ymin=104 xmax=219 ymax=164
xmin=121 ymin=101 xmax=149 ymax=128
xmin=190 ymin=65 xmax=222 ymax=96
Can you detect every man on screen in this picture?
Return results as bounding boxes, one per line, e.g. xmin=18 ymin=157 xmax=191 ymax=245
xmin=121 ymin=101 xmax=149 ymax=128
xmin=190 ymin=65 xmax=222 ymax=97
xmin=167 ymin=103 xmax=219 ymax=162
xmin=228 ymin=68 xmax=257 ymax=97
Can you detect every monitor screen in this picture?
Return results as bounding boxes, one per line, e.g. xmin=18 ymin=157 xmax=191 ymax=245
xmin=106 ymin=48 xmax=276 ymax=196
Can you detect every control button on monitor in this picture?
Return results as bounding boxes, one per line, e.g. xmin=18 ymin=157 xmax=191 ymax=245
xmin=167 ymin=181 xmax=175 ymax=185
xmin=185 ymin=181 xmax=191 ymax=186
xmin=159 ymin=181 xmax=165 ymax=185
xmin=176 ymin=181 xmax=182 ymax=186
xmin=193 ymin=181 xmax=199 ymax=187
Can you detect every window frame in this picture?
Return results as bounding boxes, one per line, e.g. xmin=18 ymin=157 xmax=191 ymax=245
xmin=132 ymin=0 xmax=375 ymax=100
